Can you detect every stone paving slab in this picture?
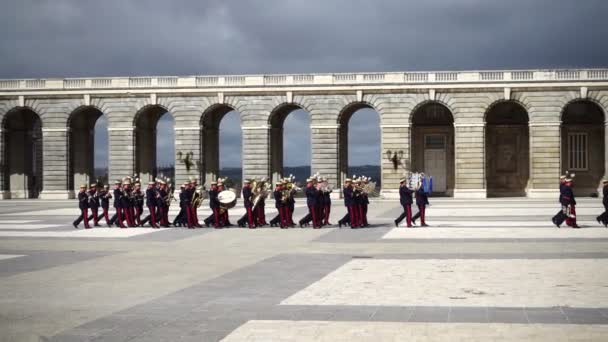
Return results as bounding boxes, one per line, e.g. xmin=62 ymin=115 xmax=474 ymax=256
xmin=383 ymin=227 xmax=608 ymax=239
xmin=281 ymin=259 xmax=608 ymax=307
xmin=221 ymin=320 xmax=608 ymax=341
xmin=0 ymin=250 xmax=117 ymax=277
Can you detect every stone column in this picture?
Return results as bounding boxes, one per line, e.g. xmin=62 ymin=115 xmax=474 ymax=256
xmin=0 ymin=128 xmax=6 ymax=199
xmin=604 ymin=120 xmax=608 ymax=186
xmin=108 ymin=127 xmax=134 ymax=183
xmin=242 ymin=126 xmax=270 ymax=181
xmin=174 ymin=126 xmax=202 ymax=186
xmin=39 ymin=128 xmax=70 ymax=199
xmin=527 ymin=122 xmax=561 ymax=198
xmin=453 ymin=123 xmax=486 ymax=198
xmin=380 ymin=124 xmax=410 ymax=198
xmin=311 ymin=125 xmax=339 ymax=195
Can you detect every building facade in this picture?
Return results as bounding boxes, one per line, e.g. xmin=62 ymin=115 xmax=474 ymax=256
xmin=0 ymin=69 xmax=606 ymax=199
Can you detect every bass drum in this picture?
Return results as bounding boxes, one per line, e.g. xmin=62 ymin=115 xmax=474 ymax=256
xmin=218 ymin=190 xmax=237 ymax=210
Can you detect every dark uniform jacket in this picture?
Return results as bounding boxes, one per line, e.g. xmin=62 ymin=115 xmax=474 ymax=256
xmin=100 ymin=190 xmax=110 ymax=208
xmin=208 ymin=189 xmax=220 ymax=209
xmin=415 ymin=188 xmax=429 ymax=207
xmin=274 ymin=189 xmax=283 ymax=208
xmin=322 ymin=191 xmax=331 ymax=206
xmin=120 ymin=189 xmax=131 ymax=208
xmin=399 ymin=186 xmax=413 ymax=206
xmin=113 ymin=188 xmax=122 ymax=208
xmin=343 ymin=187 xmax=354 ymax=207
xmin=78 ymin=191 xmax=89 ymax=210
xmin=157 ymin=189 xmax=167 ymax=208
xmin=603 ymin=185 xmax=608 ymax=207
xmin=242 ymin=186 xmax=253 ymax=208
xmin=560 ymin=186 xmax=576 ymax=206
xmin=88 ymin=190 xmax=99 ymax=208
xmin=305 ymin=186 xmax=318 ymax=207
xmin=145 ymin=188 xmax=157 ymax=207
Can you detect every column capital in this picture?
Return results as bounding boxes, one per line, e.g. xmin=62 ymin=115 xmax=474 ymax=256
xmin=107 ymin=126 xmax=135 ymax=131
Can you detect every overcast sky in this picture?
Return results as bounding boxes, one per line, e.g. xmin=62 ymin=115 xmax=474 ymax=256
xmin=4 ymin=0 xmax=606 ymax=168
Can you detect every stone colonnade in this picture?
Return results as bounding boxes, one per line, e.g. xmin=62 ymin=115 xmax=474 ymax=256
xmin=0 ymin=80 xmax=607 ymax=199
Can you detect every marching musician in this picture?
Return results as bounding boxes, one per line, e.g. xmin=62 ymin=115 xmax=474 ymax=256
xmin=109 ymin=181 xmax=126 ymax=228
xmin=563 ymin=178 xmax=579 ymax=228
xmin=141 ymin=181 xmax=160 ymax=228
xmin=73 ymin=184 xmax=91 ymax=229
xmin=97 ymin=185 xmax=112 ymax=227
xmin=204 ymin=181 xmax=221 ymax=228
xmin=321 ymin=177 xmax=332 ymax=226
xmin=173 ymin=183 xmax=189 ymax=228
xmin=306 ymin=178 xmax=321 ymax=228
xmin=191 ymin=178 xmax=202 ymax=228
xmin=239 ymin=180 xmax=256 ymax=228
xmin=287 ymin=181 xmax=296 ymax=227
xmin=597 ymin=179 xmax=608 ymax=227
xmin=411 ymin=180 xmax=430 ymax=227
xmin=157 ymin=181 xmax=170 ymax=227
xmin=361 ymin=179 xmax=369 ymax=227
xmin=274 ymin=182 xmax=289 ymax=228
xmin=337 ymin=179 xmax=350 ymax=228
xmin=121 ymin=181 xmax=135 ymax=227
xmin=133 ymin=182 xmax=144 ymax=226
xmin=256 ymin=180 xmax=268 ymax=226
xmin=87 ymin=184 xmax=101 ymax=227
xmin=217 ymin=181 xmax=232 ymax=227
xmin=552 ymin=175 xmax=568 ymax=228
xmin=394 ymin=178 xmax=413 ymax=228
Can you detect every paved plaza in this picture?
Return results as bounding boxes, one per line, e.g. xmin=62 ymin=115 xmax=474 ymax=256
xmin=0 ymin=198 xmax=607 ymax=341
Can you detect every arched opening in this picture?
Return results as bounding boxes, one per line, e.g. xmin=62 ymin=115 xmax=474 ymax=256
xmin=485 ymin=101 xmax=529 ymax=197
xmin=269 ymin=104 xmax=311 ymax=184
xmin=339 ymin=104 xmax=381 ymax=194
xmin=134 ymin=105 xmax=174 ymax=182
xmin=561 ymin=100 xmax=605 ymax=195
xmin=69 ymin=106 xmax=106 ymax=193
xmin=2 ymin=108 xmax=42 ymax=198
xmin=201 ymin=105 xmax=242 ymax=186
xmin=411 ymin=102 xmax=455 ymax=195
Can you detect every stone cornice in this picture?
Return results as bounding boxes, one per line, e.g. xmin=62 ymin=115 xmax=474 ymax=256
xmin=1 ymin=69 xmax=607 ymax=96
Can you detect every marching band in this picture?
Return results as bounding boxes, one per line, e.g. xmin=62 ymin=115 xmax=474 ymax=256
xmin=72 ymin=171 xmax=608 ymax=230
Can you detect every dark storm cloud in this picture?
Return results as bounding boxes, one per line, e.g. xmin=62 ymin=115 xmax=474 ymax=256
xmin=2 ymin=0 xmax=606 ymax=167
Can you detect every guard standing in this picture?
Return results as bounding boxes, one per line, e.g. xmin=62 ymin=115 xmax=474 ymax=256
xmin=597 ymin=179 xmax=608 ymax=227
xmin=73 ymin=184 xmax=91 ymax=229
xmin=394 ymin=178 xmax=413 ymax=227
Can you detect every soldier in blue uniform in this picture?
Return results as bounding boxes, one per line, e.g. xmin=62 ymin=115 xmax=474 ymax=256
xmin=109 ymin=181 xmax=126 ymax=228
xmin=552 ymin=175 xmax=567 ymax=228
xmin=411 ymin=186 xmax=429 ymax=227
xmin=361 ymin=179 xmax=369 ymax=227
xmin=597 ymin=179 xmax=608 ymax=227
xmin=394 ymin=178 xmax=413 ymax=227
xmin=73 ymin=184 xmax=91 ymax=229
xmin=156 ymin=181 xmax=169 ymax=227
xmin=140 ymin=182 xmax=160 ymax=228
xmin=305 ymin=178 xmax=321 ymax=228
xmin=121 ymin=181 xmax=135 ymax=227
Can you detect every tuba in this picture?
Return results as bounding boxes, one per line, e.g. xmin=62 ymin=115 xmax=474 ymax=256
xmin=251 ymin=178 xmax=268 ymax=209
xmin=191 ymin=186 xmax=207 ymax=208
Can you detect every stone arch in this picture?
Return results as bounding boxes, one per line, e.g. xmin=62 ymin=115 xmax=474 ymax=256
xmin=268 ymin=102 xmax=311 ymax=184
xmin=67 ymin=105 xmax=106 ymax=194
xmin=484 ymin=101 xmax=530 ymax=197
xmin=199 ymin=103 xmax=240 ymax=185
xmin=410 ymin=101 xmax=455 ymax=195
xmin=560 ymin=99 xmax=605 ymax=194
xmin=133 ymin=104 xmax=173 ymax=182
xmin=337 ymin=101 xmax=382 ymax=191
xmin=2 ymin=107 xmax=43 ymax=198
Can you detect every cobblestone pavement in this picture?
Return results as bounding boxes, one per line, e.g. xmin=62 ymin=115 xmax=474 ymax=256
xmin=0 ymin=198 xmax=606 ymax=341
